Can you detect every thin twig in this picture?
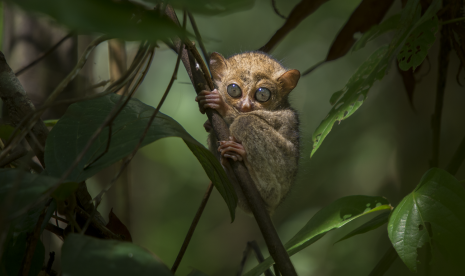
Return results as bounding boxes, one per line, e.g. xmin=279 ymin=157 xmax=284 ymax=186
xmin=15 ymin=32 xmax=74 ymax=76
xmin=8 ymin=44 xmax=151 ymax=222
xmin=237 ymin=243 xmax=252 ymax=276
xmin=248 ymin=241 xmax=274 ymax=276
xmin=302 ymin=60 xmax=326 ymax=76
xmin=0 ymin=35 xmax=110 ymax=164
xmin=441 ymin=16 xmax=465 ymax=25
xmin=431 ymin=25 xmax=451 ymax=168
xmin=52 ymin=214 xmax=69 ymax=224
xmin=271 ymin=0 xmax=287 ymax=19
xmin=171 ymin=182 xmax=213 ymax=273
xmin=80 ymin=45 xmax=154 ymax=234
xmin=273 ymin=264 xmax=281 ymax=276
xmin=45 ymin=223 xmax=64 ymax=240
xmin=446 ymin=135 xmax=465 ymax=175
xmin=187 ymin=12 xmax=210 ymax=67
xmin=368 ymin=245 xmax=398 ymax=276
xmin=19 ymin=199 xmax=51 ymax=276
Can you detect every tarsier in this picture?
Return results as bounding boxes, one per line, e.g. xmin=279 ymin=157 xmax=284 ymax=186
xmin=195 ymin=52 xmax=300 ymax=214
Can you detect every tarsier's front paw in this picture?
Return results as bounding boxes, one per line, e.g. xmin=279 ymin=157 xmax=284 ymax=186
xmin=195 ymin=89 xmax=227 ymax=117
xmin=218 ymin=136 xmax=247 ymax=166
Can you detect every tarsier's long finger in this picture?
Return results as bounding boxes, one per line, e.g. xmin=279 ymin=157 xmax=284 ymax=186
xmin=223 ymin=152 xmax=243 ymax=162
xmin=219 ymin=146 xmax=246 ymax=160
xmin=218 ymin=141 xmax=244 ymax=151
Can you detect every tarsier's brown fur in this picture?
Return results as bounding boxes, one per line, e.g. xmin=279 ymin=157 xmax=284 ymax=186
xmin=196 ymin=51 xmax=300 ymax=214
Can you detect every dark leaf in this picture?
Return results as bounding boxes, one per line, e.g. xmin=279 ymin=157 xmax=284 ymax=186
xmin=187 ymin=270 xmax=210 ymax=276
xmin=397 ymin=61 xmax=416 ymax=108
xmin=311 ymin=0 xmax=441 ymax=157
xmin=326 ymin=0 xmax=395 ymax=61
xmin=45 ymin=94 xmax=237 ymax=221
xmin=40 ymin=199 xmax=57 ymax=235
xmin=51 ymin=182 xmax=79 ymax=201
xmin=0 ymin=124 xmax=15 ymax=141
xmin=0 ymin=233 xmax=45 ymax=276
xmin=388 ymin=168 xmax=465 ymax=272
xmin=13 ymin=0 xmax=184 ymax=42
xmin=62 ymin=234 xmax=173 ymax=276
xmin=244 ymin=196 xmax=391 ymax=276
xmin=334 ymin=211 xmax=390 ymax=244
xmin=259 ymin=0 xmax=330 ymax=53
xmin=106 ymin=208 xmax=132 ymax=242
xmin=0 ymin=169 xmax=60 ymax=219
xmin=146 ymin=0 xmax=255 ymax=15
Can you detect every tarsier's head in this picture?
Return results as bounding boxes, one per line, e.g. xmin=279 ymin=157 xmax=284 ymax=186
xmin=209 ymin=52 xmax=300 ymax=112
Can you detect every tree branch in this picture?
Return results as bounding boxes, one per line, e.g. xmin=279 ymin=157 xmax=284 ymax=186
xmin=431 ymin=25 xmax=451 ymax=168
xmin=0 ymin=52 xmax=49 ymax=165
xmin=164 ymin=6 xmax=297 ymax=276
xmin=259 ymin=0 xmax=329 ymax=53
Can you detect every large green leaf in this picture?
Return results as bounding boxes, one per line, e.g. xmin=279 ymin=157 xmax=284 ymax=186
xmin=12 ymin=0 xmax=184 ymax=42
xmin=62 ymin=234 xmax=173 ymax=276
xmin=45 ymin=94 xmax=237 ymax=220
xmin=244 ymin=195 xmax=391 ymax=276
xmin=387 ymin=168 xmax=465 ymax=272
xmin=398 ymin=16 xmax=439 ymax=71
xmin=311 ymin=0 xmax=441 ymax=157
xmin=146 ymin=0 xmax=255 ymax=15
xmin=0 ymin=169 xmax=59 ymax=218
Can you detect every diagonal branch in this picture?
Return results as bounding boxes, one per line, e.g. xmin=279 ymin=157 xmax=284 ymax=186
xmin=259 ymin=0 xmax=329 ymax=53
xmin=164 ymin=6 xmax=297 ymax=276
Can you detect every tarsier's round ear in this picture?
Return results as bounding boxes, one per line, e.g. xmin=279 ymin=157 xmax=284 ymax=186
xmin=278 ymin=69 xmax=300 ymax=95
xmin=209 ymin=52 xmax=228 ymax=81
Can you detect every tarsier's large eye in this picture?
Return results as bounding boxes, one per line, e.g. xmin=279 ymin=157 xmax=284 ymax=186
xmin=255 ymin=87 xmax=271 ymax=102
xmin=227 ymin=84 xmax=242 ymax=97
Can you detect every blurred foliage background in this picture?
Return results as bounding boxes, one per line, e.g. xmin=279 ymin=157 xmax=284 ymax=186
xmin=2 ymin=0 xmax=464 ymax=275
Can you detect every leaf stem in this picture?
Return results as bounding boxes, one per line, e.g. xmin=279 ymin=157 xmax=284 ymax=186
xmin=368 ymin=245 xmax=398 ymax=276
xmin=171 ymin=182 xmax=213 ymax=273
xmin=15 ymin=32 xmax=74 ymax=76
xmin=431 ymin=26 xmax=451 ymax=168
xmin=441 ymin=16 xmax=465 ymax=25
xmin=446 ymin=134 xmax=465 ymax=175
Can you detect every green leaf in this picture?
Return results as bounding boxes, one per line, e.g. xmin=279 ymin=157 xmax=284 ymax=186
xmin=398 ymin=16 xmax=439 ymax=71
xmin=0 ymin=124 xmax=15 ymax=141
xmin=146 ymin=0 xmax=255 ymax=15
xmin=13 ymin=0 xmax=184 ymax=42
xmin=387 ymin=168 xmax=465 ymax=272
xmin=311 ymin=46 xmax=389 ymax=156
xmin=334 ymin=211 xmax=390 ymax=244
xmin=0 ymin=233 xmax=45 ymax=276
xmin=0 ymin=169 xmax=60 ymax=219
xmin=62 ymin=234 xmax=173 ymax=276
xmin=353 ymin=14 xmax=401 ymax=52
xmin=45 ymin=94 xmax=237 ymax=221
xmin=311 ymin=0 xmax=442 ymax=157
xmin=244 ymin=195 xmax=391 ymax=276
xmin=51 ymin=182 xmax=79 ymax=201
xmin=187 ymin=270 xmax=210 ymax=276
xmin=43 ymin=119 xmax=59 ymax=127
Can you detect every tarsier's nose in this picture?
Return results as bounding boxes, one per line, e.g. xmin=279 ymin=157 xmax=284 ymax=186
xmin=239 ymin=98 xmax=253 ymax=112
